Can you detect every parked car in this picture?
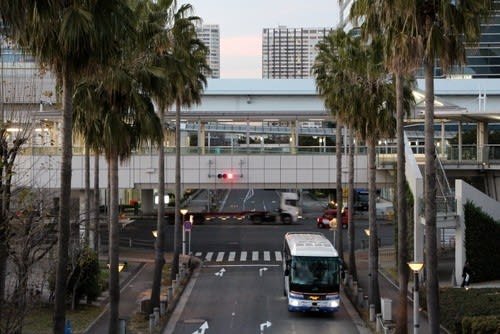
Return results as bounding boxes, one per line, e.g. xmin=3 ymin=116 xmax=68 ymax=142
xmin=316 ymin=208 xmax=348 ymax=229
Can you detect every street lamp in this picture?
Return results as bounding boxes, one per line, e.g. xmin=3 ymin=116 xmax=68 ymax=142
xmin=408 ymin=261 xmax=424 ymax=334
xmin=330 ymin=217 xmax=337 ymax=247
xmin=180 ymin=208 xmax=188 ymax=255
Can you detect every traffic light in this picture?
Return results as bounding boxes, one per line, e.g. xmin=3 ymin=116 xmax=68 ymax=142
xmin=217 ymin=172 xmax=234 ymax=180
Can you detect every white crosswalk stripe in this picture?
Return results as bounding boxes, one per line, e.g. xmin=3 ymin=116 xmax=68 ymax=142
xmin=194 ymin=251 xmax=283 ymax=263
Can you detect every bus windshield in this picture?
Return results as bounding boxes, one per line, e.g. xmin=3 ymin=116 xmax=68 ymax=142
xmin=290 ymin=256 xmax=340 ymax=293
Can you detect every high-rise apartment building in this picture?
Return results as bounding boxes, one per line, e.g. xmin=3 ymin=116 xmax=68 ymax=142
xmin=339 ymin=0 xmax=500 ymax=78
xmin=262 ymin=26 xmax=334 ymax=79
xmin=195 ymin=24 xmax=220 ymax=79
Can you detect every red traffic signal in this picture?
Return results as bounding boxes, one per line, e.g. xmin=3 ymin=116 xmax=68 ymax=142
xmin=217 ymin=172 xmax=234 ymax=180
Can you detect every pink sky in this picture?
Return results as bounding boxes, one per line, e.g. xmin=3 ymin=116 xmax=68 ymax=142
xmin=180 ymin=0 xmax=340 ymax=78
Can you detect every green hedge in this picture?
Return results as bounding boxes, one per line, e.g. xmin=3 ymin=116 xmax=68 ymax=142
xmin=461 ymin=315 xmax=500 ymax=334
xmin=440 ymin=287 xmax=500 ymax=333
xmin=463 ymin=202 xmax=500 ymax=282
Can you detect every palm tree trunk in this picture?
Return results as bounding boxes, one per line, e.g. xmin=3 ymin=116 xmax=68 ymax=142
xmin=85 ymin=144 xmax=91 ymax=247
xmin=395 ymin=73 xmax=409 ymax=334
xmin=0 ymin=212 xmax=7 ymax=325
xmin=94 ymin=152 xmax=100 ymax=253
xmin=367 ymin=137 xmax=381 ymax=314
xmin=54 ymin=69 xmax=74 ymax=333
xmin=108 ymin=151 xmax=120 ymax=334
xmin=171 ymin=99 xmax=182 ymax=280
xmin=0 ymin=184 xmax=8 ymax=323
xmin=151 ymin=105 xmax=166 ymax=310
xmin=424 ymin=58 xmax=440 ymax=334
xmin=348 ymin=127 xmax=357 ymax=281
xmin=335 ymin=120 xmax=343 ymax=259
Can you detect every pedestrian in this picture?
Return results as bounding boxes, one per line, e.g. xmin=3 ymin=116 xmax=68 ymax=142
xmin=461 ymin=261 xmax=471 ymax=288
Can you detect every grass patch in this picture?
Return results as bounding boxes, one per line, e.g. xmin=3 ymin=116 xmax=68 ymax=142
xmin=23 ymin=304 xmax=103 ymax=334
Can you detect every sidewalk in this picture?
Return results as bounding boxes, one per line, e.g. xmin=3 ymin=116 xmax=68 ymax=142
xmin=84 ymin=248 xmax=157 ymax=334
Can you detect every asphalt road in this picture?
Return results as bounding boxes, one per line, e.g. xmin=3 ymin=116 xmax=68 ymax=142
xmin=168 ymin=265 xmax=360 ymax=334
xmin=99 ymin=189 xmax=394 ymax=333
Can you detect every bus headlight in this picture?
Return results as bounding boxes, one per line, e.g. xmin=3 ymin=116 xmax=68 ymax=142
xmin=289 ymin=299 xmax=300 ymax=306
xmin=329 ymin=300 xmax=340 ymax=308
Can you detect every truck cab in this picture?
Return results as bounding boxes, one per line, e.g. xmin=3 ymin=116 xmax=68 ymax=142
xmin=279 ymin=192 xmax=300 ymax=224
xmin=247 ymin=191 xmax=300 ymax=224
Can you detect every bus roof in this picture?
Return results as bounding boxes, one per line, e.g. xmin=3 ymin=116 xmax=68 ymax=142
xmin=285 ymin=232 xmax=339 ymax=257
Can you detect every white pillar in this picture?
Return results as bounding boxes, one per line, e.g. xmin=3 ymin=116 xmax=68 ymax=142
xmin=141 ymin=189 xmax=154 ymax=214
xmin=454 ymin=180 xmax=466 ymax=286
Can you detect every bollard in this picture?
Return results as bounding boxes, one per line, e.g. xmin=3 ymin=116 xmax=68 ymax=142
xmin=376 ymin=314 xmax=383 ymax=332
xmin=154 ymin=307 xmax=160 ymax=325
xmin=119 ymin=318 xmax=127 ymax=334
xmin=172 ymin=279 xmax=177 ymax=291
xmin=347 ymin=274 xmax=353 ymax=289
xmin=364 ymin=295 xmax=369 ymax=309
xmin=149 ymin=314 xmax=154 ymax=333
xmin=357 ymin=288 xmax=364 ymax=307
xmin=352 ymin=281 xmax=358 ymax=297
xmin=160 ymin=299 xmax=167 ymax=315
xmin=167 ymin=287 xmax=174 ymax=311
xmin=369 ymin=304 xmax=376 ymax=322
xmin=64 ymin=320 xmax=72 ymax=334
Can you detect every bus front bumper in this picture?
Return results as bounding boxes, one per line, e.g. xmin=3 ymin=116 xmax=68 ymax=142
xmin=287 ymin=298 xmax=340 ymax=313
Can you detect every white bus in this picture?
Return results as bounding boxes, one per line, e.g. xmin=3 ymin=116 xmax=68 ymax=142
xmin=283 ymin=232 xmax=341 ymax=313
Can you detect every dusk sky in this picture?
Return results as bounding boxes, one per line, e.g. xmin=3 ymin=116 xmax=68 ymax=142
xmin=179 ymin=1 xmax=341 ymax=78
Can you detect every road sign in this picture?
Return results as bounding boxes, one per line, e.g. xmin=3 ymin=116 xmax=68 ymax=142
xmin=184 ymin=221 xmax=192 ymax=231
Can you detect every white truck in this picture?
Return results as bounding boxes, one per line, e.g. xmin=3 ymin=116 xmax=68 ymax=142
xmin=246 ymin=192 xmax=300 ymax=224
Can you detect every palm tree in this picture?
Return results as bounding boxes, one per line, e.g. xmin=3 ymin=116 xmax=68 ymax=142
xmin=163 ymin=4 xmax=209 ymax=280
xmin=128 ymin=0 xmax=177 ymax=312
xmin=315 ymin=30 xmax=400 ymax=313
xmin=313 ymin=29 xmax=363 ymax=281
xmin=74 ymin=67 xmax=163 ymax=332
xmin=350 ymin=2 xmax=419 ymax=330
xmin=417 ymin=2 xmax=491 ymax=330
xmin=0 ymin=1 xmax=135 ymax=331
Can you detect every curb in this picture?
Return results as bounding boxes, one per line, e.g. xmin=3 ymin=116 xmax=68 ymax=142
xmin=340 ymin=287 xmax=373 ymax=334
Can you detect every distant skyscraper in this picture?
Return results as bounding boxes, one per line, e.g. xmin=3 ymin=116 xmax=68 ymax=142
xmin=262 ymin=26 xmax=334 ymax=79
xmin=195 ymin=24 xmax=220 ymax=79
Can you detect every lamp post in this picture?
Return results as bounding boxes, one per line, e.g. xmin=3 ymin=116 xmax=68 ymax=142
xmin=408 ymin=261 xmax=424 ymax=334
xmin=180 ymin=208 xmax=188 ymax=255
xmin=330 ymin=217 xmax=337 ymax=247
